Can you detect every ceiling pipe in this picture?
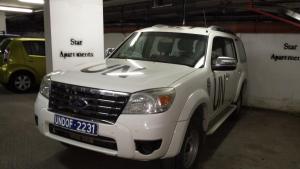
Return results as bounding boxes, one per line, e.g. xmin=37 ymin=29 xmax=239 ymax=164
xmin=247 ymin=1 xmax=300 ymax=29
xmin=285 ymin=9 xmax=300 ymax=21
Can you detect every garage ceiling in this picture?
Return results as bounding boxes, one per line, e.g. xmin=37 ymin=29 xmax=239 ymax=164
xmin=102 ymin=0 xmax=300 ymax=25
xmin=4 ymin=0 xmax=300 ymax=34
xmin=1 ymin=0 xmax=299 ymax=12
xmin=0 ymin=0 xmax=148 ymax=10
xmin=0 ymin=0 xmax=42 ymax=9
xmin=103 ymin=0 xmax=148 ymax=7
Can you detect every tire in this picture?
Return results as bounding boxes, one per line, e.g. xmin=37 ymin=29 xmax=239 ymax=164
xmin=9 ymin=72 xmax=34 ymax=93
xmin=161 ymin=115 xmax=205 ymax=169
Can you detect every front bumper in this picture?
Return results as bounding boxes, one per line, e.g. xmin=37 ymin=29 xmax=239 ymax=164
xmin=34 ymin=93 xmax=177 ymax=161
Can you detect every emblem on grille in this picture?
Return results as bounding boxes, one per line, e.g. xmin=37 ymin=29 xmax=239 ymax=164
xmin=70 ymin=98 xmax=88 ymax=109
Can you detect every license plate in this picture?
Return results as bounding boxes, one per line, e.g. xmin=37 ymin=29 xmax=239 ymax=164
xmin=54 ymin=115 xmax=98 ymax=136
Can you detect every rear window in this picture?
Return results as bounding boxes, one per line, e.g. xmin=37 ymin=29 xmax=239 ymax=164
xmin=23 ymin=41 xmax=45 ymax=56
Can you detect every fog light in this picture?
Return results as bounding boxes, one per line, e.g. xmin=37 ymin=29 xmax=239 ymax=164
xmin=135 ymin=140 xmax=162 ymax=155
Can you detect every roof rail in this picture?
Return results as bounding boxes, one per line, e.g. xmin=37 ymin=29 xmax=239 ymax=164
xmin=209 ymin=26 xmax=236 ymax=35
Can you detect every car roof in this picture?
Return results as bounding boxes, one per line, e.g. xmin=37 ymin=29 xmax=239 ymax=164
xmin=10 ymin=37 xmax=45 ymax=41
xmin=137 ymin=25 xmax=237 ymax=37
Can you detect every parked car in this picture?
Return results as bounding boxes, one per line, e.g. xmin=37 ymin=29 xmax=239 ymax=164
xmin=35 ymin=25 xmax=247 ymax=169
xmin=0 ymin=38 xmax=46 ymax=92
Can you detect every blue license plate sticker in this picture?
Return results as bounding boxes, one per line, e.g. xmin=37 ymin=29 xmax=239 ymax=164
xmin=54 ymin=115 xmax=98 ymax=136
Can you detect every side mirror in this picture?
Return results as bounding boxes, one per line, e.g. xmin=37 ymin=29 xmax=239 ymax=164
xmin=105 ymin=48 xmax=115 ymax=58
xmin=212 ymin=56 xmax=237 ymax=71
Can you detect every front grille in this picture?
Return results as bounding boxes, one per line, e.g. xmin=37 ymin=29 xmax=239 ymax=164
xmin=49 ymin=81 xmax=130 ymax=124
xmin=49 ymin=124 xmax=118 ymax=150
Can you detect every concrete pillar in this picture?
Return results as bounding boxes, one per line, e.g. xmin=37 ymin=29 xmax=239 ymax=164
xmin=44 ymin=0 xmax=105 ymax=73
xmin=0 ymin=12 xmax=6 ymax=33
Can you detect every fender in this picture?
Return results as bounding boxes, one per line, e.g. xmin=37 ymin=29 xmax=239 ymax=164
xmin=6 ymin=65 xmax=38 ymax=84
xmin=233 ymin=72 xmax=247 ymax=103
xmin=178 ymin=89 xmax=210 ymax=123
xmin=163 ymin=89 xmax=210 ymax=158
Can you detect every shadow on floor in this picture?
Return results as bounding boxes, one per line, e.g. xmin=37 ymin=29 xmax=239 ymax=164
xmin=202 ymin=115 xmax=241 ymax=160
xmin=0 ymin=84 xmax=39 ymax=95
xmin=32 ymin=146 xmax=160 ymax=169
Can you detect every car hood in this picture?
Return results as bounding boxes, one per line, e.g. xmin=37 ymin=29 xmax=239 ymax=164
xmin=51 ymin=59 xmax=196 ymax=93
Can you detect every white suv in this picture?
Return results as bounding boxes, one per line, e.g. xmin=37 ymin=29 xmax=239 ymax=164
xmin=35 ymin=25 xmax=247 ymax=169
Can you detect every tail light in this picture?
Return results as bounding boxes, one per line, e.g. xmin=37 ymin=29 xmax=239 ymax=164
xmin=3 ymin=48 xmax=10 ymax=64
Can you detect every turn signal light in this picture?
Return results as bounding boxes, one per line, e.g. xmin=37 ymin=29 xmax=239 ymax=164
xmin=158 ymin=95 xmax=173 ymax=107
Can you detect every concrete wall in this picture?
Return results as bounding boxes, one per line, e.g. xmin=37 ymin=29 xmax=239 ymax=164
xmin=239 ymin=34 xmax=300 ymax=113
xmin=104 ymin=33 xmax=300 ymax=113
xmin=44 ymin=0 xmax=105 ymax=72
xmin=104 ymin=33 xmax=128 ymax=49
xmin=0 ymin=12 xmax=6 ymax=33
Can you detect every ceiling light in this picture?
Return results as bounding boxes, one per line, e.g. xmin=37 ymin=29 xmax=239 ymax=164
xmin=18 ymin=0 xmax=44 ymax=5
xmin=0 ymin=6 xmax=33 ymax=13
xmin=286 ymin=9 xmax=300 ymax=21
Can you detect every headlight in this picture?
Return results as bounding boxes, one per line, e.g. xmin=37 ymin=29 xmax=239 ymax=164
xmin=122 ymin=88 xmax=176 ymax=114
xmin=39 ymin=71 xmax=62 ymax=99
xmin=40 ymin=75 xmax=51 ymax=99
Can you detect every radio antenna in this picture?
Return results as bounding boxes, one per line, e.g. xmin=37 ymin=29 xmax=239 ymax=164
xmin=182 ymin=0 xmax=187 ymax=26
xmin=203 ymin=8 xmax=207 ymax=27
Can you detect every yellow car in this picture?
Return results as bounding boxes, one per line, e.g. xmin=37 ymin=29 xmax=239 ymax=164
xmin=0 ymin=37 xmax=46 ymax=92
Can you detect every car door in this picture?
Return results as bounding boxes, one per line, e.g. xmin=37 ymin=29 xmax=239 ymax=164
xmin=211 ymin=36 xmax=237 ymax=116
xmin=23 ymin=41 xmax=46 ymax=82
xmin=231 ymin=39 xmax=247 ymax=95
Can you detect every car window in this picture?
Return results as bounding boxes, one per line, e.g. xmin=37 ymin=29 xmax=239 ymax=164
xmin=236 ymin=39 xmax=247 ymax=63
xmin=0 ymin=39 xmax=11 ymax=53
xmin=23 ymin=41 xmax=45 ymax=56
xmin=212 ymin=37 xmax=237 ymax=62
xmin=111 ymin=32 xmax=208 ymax=67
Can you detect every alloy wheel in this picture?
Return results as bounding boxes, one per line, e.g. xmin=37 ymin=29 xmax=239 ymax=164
xmin=182 ymin=129 xmax=200 ymax=169
xmin=14 ymin=75 xmax=31 ymax=91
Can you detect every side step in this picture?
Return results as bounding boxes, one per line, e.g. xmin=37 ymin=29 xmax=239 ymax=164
xmin=206 ymin=105 xmax=237 ymax=135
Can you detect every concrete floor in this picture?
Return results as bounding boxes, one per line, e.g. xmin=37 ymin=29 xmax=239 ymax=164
xmin=0 ymin=85 xmax=299 ymax=169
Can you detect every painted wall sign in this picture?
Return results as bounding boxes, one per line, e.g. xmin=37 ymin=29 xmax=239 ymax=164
xmin=213 ymin=75 xmax=226 ymax=111
xmin=271 ymin=54 xmax=300 ymax=62
xmin=284 ymin=43 xmax=298 ymax=50
xmin=81 ymin=64 xmax=146 ymax=78
xmin=271 ymin=43 xmax=299 ymax=62
xmin=70 ymin=38 xmax=83 ymax=46
xmin=60 ymin=39 xmax=94 ymax=59
xmin=44 ymin=0 xmax=104 ymax=72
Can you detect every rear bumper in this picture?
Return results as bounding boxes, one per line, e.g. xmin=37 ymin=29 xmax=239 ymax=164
xmin=34 ymin=93 xmax=178 ymax=161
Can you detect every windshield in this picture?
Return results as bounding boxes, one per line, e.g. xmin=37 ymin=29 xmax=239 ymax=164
xmin=110 ymin=32 xmax=208 ymax=67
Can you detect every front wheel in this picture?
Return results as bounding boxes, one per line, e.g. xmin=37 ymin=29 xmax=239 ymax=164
xmin=9 ymin=73 xmax=34 ymax=93
xmin=162 ymin=116 xmax=205 ymax=169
